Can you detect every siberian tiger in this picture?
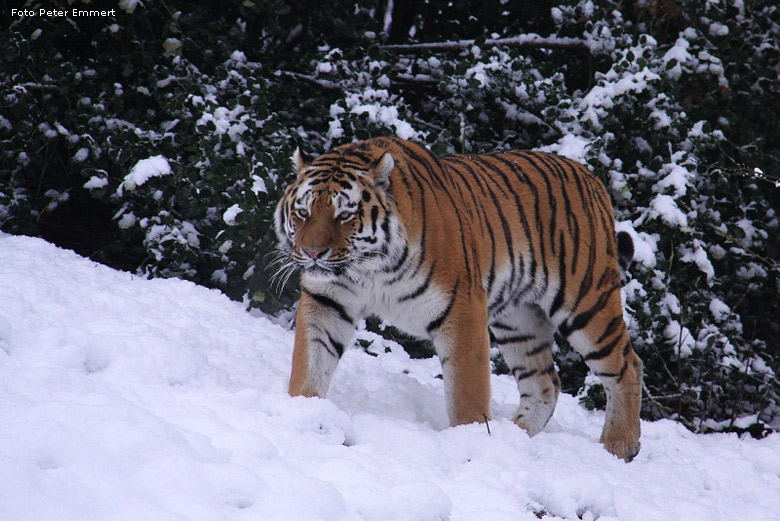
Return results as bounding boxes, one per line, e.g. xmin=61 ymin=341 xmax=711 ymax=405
xmin=274 ymin=136 xmax=643 ymax=461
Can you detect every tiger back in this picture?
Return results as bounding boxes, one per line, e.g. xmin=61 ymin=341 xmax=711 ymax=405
xmin=274 ymin=136 xmax=643 ymax=461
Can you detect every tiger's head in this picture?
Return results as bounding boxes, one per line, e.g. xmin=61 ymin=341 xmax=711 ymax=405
xmin=274 ymin=144 xmax=398 ymax=282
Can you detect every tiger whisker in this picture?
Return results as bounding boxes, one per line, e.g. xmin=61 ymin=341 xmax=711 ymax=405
xmin=266 ymin=256 xmax=288 ymax=270
xmin=278 ymin=265 xmax=298 ymax=294
xmin=265 ymin=250 xmax=294 ymax=270
xmin=344 ymin=264 xmax=361 ymax=284
xmin=264 ymin=249 xmax=286 ymax=261
xmin=270 ymin=259 xmax=293 ymax=280
xmin=269 ymin=257 xmax=299 ymax=295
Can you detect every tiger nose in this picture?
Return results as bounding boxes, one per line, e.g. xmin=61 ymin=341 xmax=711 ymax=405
xmin=302 ymin=247 xmax=329 ymax=260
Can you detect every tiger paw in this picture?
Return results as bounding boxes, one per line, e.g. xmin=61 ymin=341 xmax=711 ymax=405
xmin=600 ymin=433 xmax=641 ymax=462
xmin=512 ymin=406 xmax=553 ymax=438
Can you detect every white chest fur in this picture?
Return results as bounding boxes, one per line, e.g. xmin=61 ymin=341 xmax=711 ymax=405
xmin=301 ymin=244 xmax=448 ymax=340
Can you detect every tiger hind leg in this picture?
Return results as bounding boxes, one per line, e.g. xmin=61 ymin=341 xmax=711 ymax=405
xmin=491 ymin=304 xmax=560 ymax=437
xmin=560 ymin=293 xmax=643 ymax=462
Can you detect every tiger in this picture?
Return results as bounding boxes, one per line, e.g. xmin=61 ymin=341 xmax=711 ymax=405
xmin=274 ymin=136 xmax=643 ymax=461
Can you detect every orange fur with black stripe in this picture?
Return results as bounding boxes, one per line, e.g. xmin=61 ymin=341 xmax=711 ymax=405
xmin=274 ymin=137 xmax=643 ymax=461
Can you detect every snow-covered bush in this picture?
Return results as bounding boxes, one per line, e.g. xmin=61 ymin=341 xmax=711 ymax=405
xmin=2 ymin=0 xmax=778 ymax=433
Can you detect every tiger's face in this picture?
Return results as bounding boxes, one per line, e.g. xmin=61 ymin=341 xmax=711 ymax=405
xmin=274 ymin=147 xmax=397 ymax=281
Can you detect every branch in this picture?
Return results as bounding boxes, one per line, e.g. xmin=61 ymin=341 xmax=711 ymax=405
xmin=708 ymin=223 xmax=780 ymax=275
xmin=382 ymin=0 xmax=394 ymax=36
xmin=710 ymin=144 xmax=780 ymax=188
xmin=279 ymin=71 xmax=439 ymax=93
xmin=642 ymin=382 xmax=693 ymax=427
xmin=383 ymin=34 xmax=593 ymax=54
xmin=393 ymin=73 xmax=437 ymax=85
xmin=13 ymin=82 xmax=59 ymax=93
xmin=276 ymin=71 xmax=341 ymax=92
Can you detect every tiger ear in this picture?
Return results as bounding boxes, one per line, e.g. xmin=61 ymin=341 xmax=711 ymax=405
xmin=291 ymin=147 xmax=310 ymax=178
xmin=372 ymin=152 xmax=394 ymax=189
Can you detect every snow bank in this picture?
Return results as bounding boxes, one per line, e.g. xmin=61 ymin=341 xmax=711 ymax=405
xmin=1 ymin=234 xmax=779 ymax=521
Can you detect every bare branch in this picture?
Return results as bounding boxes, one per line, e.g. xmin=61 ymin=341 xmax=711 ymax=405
xmin=383 ymin=34 xmax=593 ymax=54
xmin=276 ymin=71 xmax=341 ymax=92
xmin=393 ymin=73 xmax=437 ymax=85
xmin=13 ymin=82 xmax=59 ymax=93
xmin=382 ymin=0 xmax=394 ymax=36
xmin=708 ymin=223 xmax=780 ymax=275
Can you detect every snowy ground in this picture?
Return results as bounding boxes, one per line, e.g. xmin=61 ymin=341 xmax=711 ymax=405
xmin=1 ymin=234 xmax=779 ymax=521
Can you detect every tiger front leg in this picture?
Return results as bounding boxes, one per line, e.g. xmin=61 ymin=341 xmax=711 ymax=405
xmin=289 ymin=290 xmax=356 ymax=398
xmin=432 ymin=296 xmax=493 ymax=426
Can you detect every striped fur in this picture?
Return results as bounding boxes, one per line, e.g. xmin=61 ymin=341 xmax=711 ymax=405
xmin=274 ymin=137 xmax=643 ymax=461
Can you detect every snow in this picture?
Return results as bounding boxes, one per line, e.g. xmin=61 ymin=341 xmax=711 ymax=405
xmin=736 ymin=217 xmax=761 ymax=247
xmin=73 ymin=147 xmax=89 ymax=162
xmin=118 ymin=155 xmax=172 ymax=195
xmin=539 ymin=134 xmax=590 ymax=163
xmin=196 ymin=105 xmax=249 ymax=141
xmin=251 ymin=175 xmax=268 ymax=195
xmin=83 ymin=176 xmax=109 ymax=190
xmin=144 ymin=220 xmax=201 ymax=252
xmin=344 ymin=90 xmax=418 ymax=141
xmin=662 ymin=36 xmax=693 ymax=80
xmin=117 ymin=212 xmax=137 ymax=229
xmin=616 ymin=222 xmax=658 ymax=269
xmin=680 ymin=240 xmax=716 ymax=283
xmin=579 ymin=68 xmax=660 ymax=131
xmin=230 ymin=50 xmax=247 ymax=63
xmin=223 ymin=204 xmax=243 ymax=226
xmin=328 ymin=118 xmax=345 ymax=140
xmin=39 ymin=122 xmax=59 ymax=139
xmin=551 ymin=7 xmax=564 ymax=25
xmin=317 ymin=62 xmax=335 ymax=74
xmin=663 ymin=319 xmax=696 ymax=358
xmin=654 ymin=163 xmax=691 ymax=197
xmin=709 ymin=298 xmax=731 ymax=322
xmin=2 ymin=234 xmax=780 ymax=521
xmin=709 ymin=22 xmax=729 ymax=37
xmin=650 ymin=193 xmax=689 ymax=228
xmin=118 ymin=0 xmax=142 ymax=14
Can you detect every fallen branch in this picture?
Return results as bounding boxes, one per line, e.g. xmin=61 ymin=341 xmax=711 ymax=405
xmin=383 ymin=34 xmax=593 ymax=54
